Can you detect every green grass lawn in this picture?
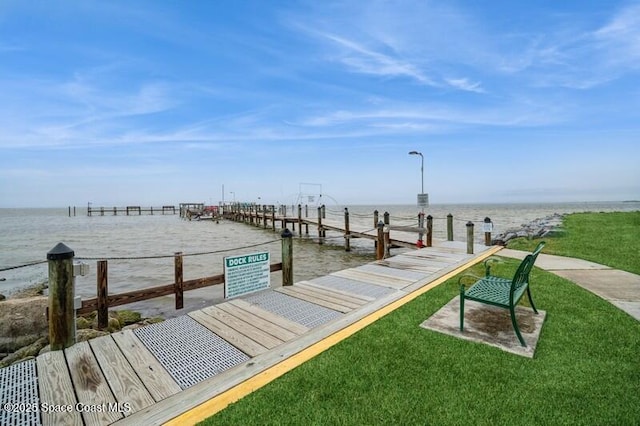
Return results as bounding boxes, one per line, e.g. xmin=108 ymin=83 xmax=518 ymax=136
xmin=200 ymin=211 xmax=640 ymax=425
xmin=507 ymin=211 xmax=640 ymax=274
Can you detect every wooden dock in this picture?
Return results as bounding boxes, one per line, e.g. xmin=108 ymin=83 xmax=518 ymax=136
xmin=87 ymin=205 xmax=177 ymax=216
xmin=224 ymin=205 xmax=444 ymax=250
xmin=0 ymin=240 xmax=499 ymax=426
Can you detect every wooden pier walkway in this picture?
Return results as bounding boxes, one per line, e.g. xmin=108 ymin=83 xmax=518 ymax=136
xmin=1 ymin=241 xmax=499 ymax=426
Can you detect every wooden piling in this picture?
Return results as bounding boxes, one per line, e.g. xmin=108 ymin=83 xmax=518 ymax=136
xmin=466 ymin=222 xmax=474 ymax=254
xmin=484 ymin=217 xmax=492 ymax=246
xmin=376 ymin=221 xmax=385 ymax=260
xmin=174 ymin=252 xmax=183 ymax=310
xmin=281 ymin=228 xmax=293 ymax=286
xmin=271 ymin=206 xmax=276 ymax=231
xmin=298 ymin=205 xmax=303 ymax=238
xmin=426 ymin=215 xmax=433 ymax=247
xmin=383 ymin=211 xmax=390 ymax=225
xmin=384 ymin=226 xmax=390 ymax=258
xmin=97 ymin=260 xmax=108 ymax=330
xmin=447 ymin=214 xmax=454 ymax=241
xmin=418 ymin=212 xmax=425 ymax=246
xmin=317 ymin=206 xmax=323 ymax=244
xmin=47 ymin=243 xmax=75 ymax=351
xmin=344 ymin=208 xmax=351 ymax=252
xmin=373 ymin=210 xmax=379 ymax=228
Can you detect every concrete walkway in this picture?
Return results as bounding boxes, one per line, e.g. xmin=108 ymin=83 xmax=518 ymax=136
xmin=499 ymin=249 xmax=640 ymax=321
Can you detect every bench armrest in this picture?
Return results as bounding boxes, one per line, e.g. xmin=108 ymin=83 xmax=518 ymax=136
xmin=483 ymin=257 xmax=502 ymax=277
xmin=458 ymin=274 xmax=482 ymax=287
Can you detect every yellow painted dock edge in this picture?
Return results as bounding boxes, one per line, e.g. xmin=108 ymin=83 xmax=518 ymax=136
xmin=165 ymin=245 xmax=503 ymax=426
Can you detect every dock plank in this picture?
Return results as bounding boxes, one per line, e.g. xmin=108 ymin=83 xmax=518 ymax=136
xmin=296 ymin=281 xmax=373 ymax=304
xmin=65 ymin=341 xmax=123 ymax=425
xmin=301 ymin=280 xmax=377 ymax=302
xmin=288 ymin=282 xmax=366 ymax=309
xmin=216 ymin=303 xmax=298 ymax=342
xmin=276 ymin=287 xmax=352 ymax=313
xmin=89 ymin=335 xmax=155 ymax=415
xmin=189 ymin=310 xmax=269 ymax=357
xmin=111 ymin=330 xmax=182 ymax=402
xmin=331 ymin=268 xmax=412 ymax=289
xmin=36 ymin=350 xmax=83 ymax=426
xmin=201 ymin=306 xmax=285 ymax=349
xmin=228 ymin=299 xmax=309 ymax=335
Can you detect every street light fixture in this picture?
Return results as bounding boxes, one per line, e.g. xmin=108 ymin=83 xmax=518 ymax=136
xmin=409 ymin=151 xmax=427 ymax=247
xmin=408 ymin=151 xmax=424 ymax=195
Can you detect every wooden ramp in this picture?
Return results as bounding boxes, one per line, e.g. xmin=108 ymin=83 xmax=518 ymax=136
xmin=0 ymin=241 xmax=500 ymax=426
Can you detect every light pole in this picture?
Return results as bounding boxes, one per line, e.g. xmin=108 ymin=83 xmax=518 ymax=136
xmin=230 ymin=191 xmax=235 ymax=203
xmin=409 ymin=151 xmax=424 ymax=196
xmin=409 ymin=150 xmax=425 ymax=247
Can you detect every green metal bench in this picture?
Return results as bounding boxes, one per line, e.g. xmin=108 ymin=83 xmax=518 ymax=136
xmin=459 ymin=242 xmax=545 ymax=346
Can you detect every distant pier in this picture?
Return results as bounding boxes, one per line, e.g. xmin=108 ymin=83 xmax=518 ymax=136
xmin=85 ymin=205 xmax=177 ymax=216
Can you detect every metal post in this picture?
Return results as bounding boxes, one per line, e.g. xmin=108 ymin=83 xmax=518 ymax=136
xmin=47 ymin=243 xmax=75 ymax=350
xmin=281 ymin=228 xmax=293 ymax=286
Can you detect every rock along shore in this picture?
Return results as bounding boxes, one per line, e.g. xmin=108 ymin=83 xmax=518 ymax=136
xmin=492 ymin=213 xmax=565 ymax=246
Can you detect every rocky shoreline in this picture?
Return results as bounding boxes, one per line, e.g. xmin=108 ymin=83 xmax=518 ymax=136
xmin=0 ymin=283 xmax=164 ymax=368
xmin=491 ymin=213 xmax=565 ymax=245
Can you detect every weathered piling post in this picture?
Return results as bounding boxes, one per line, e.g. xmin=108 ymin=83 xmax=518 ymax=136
xmin=484 ymin=217 xmax=493 ymax=246
xmin=175 ymin=252 xmax=184 ymax=310
xmin=317 ymin=206 xmax=323 ymax=244
xmin=321 ymin=204 xmax=326 ymax=219
xmin=271 ymin=205 xmax=276 ymax=231
xmin=263 ymin=205 xmax=267 ymax=229
xmin=47 ymin=243 xmax=75 ymax=350
xmin=384 ymin=224 xmax=391 ymax=258
xmin=426 ymin=215 xmax=433 ymax=247
xmin=376 ymin=221 xmax=385 ymax=260
xmin=383 ymin=211 xmax=390 ymax=225
xmin=297 ymin=205 xmax=303 ymax=237
xmin=304 ymin=205 xmax=309 ymax=235
xmin=344 ymin=208 xmax=351 ymax=252
xmin=418 ymin=212 xmax=425 ymax=247
xmin=466 ymin=221 xmax=474 ymax=254
xmin=281 ymin=228 xmax=293 ymax=286
xmin=97 ymin=260 xmax=108 ymax=329
xmin=373 ymin=210 xmax=379 ymax=228
xmin=447 ymin=214 xmax=454 ymax=241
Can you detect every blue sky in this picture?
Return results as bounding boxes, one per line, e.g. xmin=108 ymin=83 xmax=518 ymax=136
xmin=1 ymin=1 xmax=639 ymax=207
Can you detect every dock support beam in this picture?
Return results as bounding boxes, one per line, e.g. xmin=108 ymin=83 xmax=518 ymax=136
xmin=281 ymin=228 xmax=293 ymax=286
xmin=344 ymin=208 xmax=351 ymax=252
xmin=376 ymin=221 xmax=385 ymax=260
xmin=466 ymin=222 xmax=474 ymax=254
xmin=47 ymin=243 xmax=75 ymax=351
xmin=97 ymin=260 xmax=108 ymax=330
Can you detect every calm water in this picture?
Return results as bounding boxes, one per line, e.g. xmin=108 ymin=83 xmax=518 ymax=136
xmin=1 ymin=202 xmax=637 ymax=318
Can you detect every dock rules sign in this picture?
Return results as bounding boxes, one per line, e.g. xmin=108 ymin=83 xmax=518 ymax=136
xmin=224 ymin=252 xmax=270 ymax=298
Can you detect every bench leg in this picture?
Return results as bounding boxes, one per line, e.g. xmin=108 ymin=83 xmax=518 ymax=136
xmin=459 ymin=286 xmax=465 ymax=332
xmin=526 ymin=287 xmax=539 ymax=314
xmin=510 ymin=305 xmax=526 ymax=347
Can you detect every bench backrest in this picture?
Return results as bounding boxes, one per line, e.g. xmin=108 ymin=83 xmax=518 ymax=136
xmin=510 ymin=241 xmax=545 ymax=300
